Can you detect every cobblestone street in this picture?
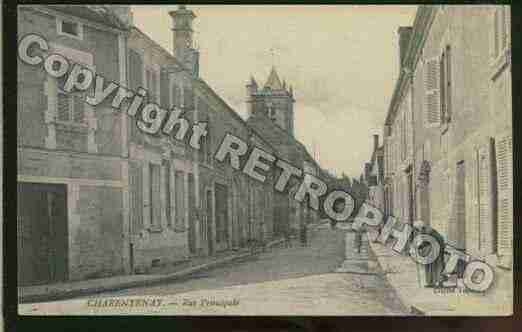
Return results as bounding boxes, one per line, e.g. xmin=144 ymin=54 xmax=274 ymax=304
xmin=20 ymin=226 xmax=408 ymax=315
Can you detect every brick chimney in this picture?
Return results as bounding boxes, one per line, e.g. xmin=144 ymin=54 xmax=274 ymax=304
xmin=397 ymin=26 xmax=413 ymax=69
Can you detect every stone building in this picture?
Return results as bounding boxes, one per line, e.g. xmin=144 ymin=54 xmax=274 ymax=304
xmin=382 ymin=5 xmax=512 ymax=274
xmin=364 ymin=135 xmax=384 ymax=211
xmin=17 ymin=5 xmax=131 ymax=284
xmin=245 ymin=68 xmax=323 ymax=235
xmin=126 ymin=6 xmax=278 ymax=271
xmin=17 ymin=5 xmax=325 ymax=286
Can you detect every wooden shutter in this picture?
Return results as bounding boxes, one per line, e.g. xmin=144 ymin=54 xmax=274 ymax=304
xmin=477 ymin=139 xmax=495 ymax=255
xmin=175 ymin=171 xmax=185 ymax=228
xmin=184 ymin=86 xmax=194 ymax=110
xmin=128 ymin=49 xmax=143 ymax=91
xmin=500 ymin=7 xmax=507 ymax=52
xmin=164 ymin=161 xmax=172 ymax=227
xmin=407 ymin=91 xmax=413 ymax=160
xmin=424 ymin=57 xmax=441 ymax=127
xmin=496 ymin=133 xmax=512 ymax=255
xmin=172 ymin=84 xmax=181 ymax=108
xmin=150 ymin=164 xmax=161 ymax=227
xmin=57 ymin=93 xmax=70 ymax=121
xmin=130 ymin=162 xmax=143 ymax=235
xmin=73 ymin=95 xmax=85 ymax=123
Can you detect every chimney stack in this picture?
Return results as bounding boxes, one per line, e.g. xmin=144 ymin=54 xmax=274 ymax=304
xmin=169 ymin=6 xmax=199 ymax=77
xmin=373 ymin=134 xmax=379 ymax=152
xmin=397 ymin=26 xmax=413 ymax=69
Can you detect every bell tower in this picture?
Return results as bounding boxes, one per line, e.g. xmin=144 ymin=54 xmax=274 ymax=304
xmin=169 ymin=5 xmax=199 ymax=77
xmin=245 ymin=67 xmax=295 ymax=136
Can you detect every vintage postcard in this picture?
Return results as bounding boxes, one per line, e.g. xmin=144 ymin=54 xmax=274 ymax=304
xmin=15 ymin=4 xmax=512 ymax=316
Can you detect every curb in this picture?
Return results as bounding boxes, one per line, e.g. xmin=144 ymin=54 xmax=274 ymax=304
xmin=366 ymin=237 xmax=423 ymax=316
xmin=19 ymin=252 xmax=253 ymax=304
xmin=20 ymin=238 xmax=286 ymax=304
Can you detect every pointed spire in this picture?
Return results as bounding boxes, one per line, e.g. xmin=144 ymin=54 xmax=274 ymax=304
xmin=248 ymin=75 xmax=258 ymax=87
xmin=264 ymin=66 xmax=283 ymax=90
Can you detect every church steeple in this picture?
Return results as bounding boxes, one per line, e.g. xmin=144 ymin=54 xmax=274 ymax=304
xmin=264 ymin=66 xmax=283 ymax=90
xmin=245 ymin=68 xmax=295 ymax=136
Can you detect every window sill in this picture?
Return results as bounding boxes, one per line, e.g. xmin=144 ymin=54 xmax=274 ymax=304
xmin=147 ymin=225 xmax=163 ymax=233
xmin=54 ymin=121 xmax=89 ymax=134
xmin=490 ymin=48 xmax=510 ymax=81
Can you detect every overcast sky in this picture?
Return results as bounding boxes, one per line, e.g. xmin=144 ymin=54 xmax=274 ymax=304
xmin=132 ymin=5 xmax=417 ymax=178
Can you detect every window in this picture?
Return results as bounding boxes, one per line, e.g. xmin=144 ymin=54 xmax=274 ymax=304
xmin=175 ymin=171 xmax=185 ymax=229
xmin=440 ymin=46 xmax=452 ymax=123
xmin=183 ymin=86 xmax=194 ymax=110
xmin=146 ymin=68 xmax=157 ymax=102
xmin=57 ymin=91 xmax=85 ymax=124
xmin=171 ymin=84 xmax=181 ymax=108
xmin=495 ymin=133 xmax=512 ymax=257
xmin=149 ymin=164 xmax=161 ymax=227
xmin=424 ymin=57 xmax=441 ymax=127
xmin=57 ymin=18 xmax=83 ymax=40
xmin=268 ymin=107 xmax=276 ymax=121
xmin=493 ymin=7 xmax=508 ymax=61
xmin=164 ymin=161 xmax=172 ymax=227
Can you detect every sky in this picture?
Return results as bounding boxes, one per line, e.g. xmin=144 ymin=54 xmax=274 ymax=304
xmin=132 ymin=5 xmax=417 ymax=178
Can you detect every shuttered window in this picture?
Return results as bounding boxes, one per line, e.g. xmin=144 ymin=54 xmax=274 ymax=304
xmin=440 ymin=46 xmax=452 ymax=124
xmin=57 ymin=92 xmax=85 ymax=124
xmin=57 ymin=92 xmax=70 ymax=122
xmin=175 ymin=171 xmax=185 ymax=229
xmin=493 ymin=7 xmax=508 ymax=60
xmin=130 ymin=162 xmax=143 ymax=234
xmin=476 ymin=139 xmax=495 ymax=255
xmin=128 ymin=49 xmax=143 ymax=90
xmin=164 ymin=161 xmax=172 ymax=227
xmin=495 ymin=133 xmax=512 ymax=255
xmin=171 ymin=84 xmax=181 ymax=108
xmin=184 ymin=86 xmax=194 ymax=110
xmin=146 ymin=69 xmax=157 ymax=102
xmin=149 ymin=163 xmax=161 ymax=227
xmin=424 ymin=57 xmax=441 ymax=127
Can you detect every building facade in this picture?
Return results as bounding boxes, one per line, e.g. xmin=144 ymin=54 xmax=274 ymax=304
xmin=383 ymin=5 xmax=512 ymax=272
xmin=364 ymin=135 xmax=384 ymax=211
xmin=17 ymin=5 xmax=131 ymax=284
xmin=17 ymin=5 xmax=324 ymax=286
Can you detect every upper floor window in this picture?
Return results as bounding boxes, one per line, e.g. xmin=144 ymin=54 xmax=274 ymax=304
xmin=424 ymin=45 xmax=452 ymax=128
xmin=57 ymin=91 xmax=86 ymax=125
xmin=440 ymin=45 xmax=452 ymax=124
xmin=492 ymin=6 xmax=508 ymax=61
xmin=145 ymin=68 xmax=158 ymax=102
xmin=57 ymin=18 xmax=83 ymax=40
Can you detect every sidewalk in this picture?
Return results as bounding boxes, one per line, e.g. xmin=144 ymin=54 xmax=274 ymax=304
xmin=368 ymin=239 xmax=513 ymax=316
xmin=19 ymin=238 xmax=285 ymax=304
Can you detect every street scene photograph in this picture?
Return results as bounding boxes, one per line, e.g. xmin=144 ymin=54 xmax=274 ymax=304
xmin=14 ymin=4 xmax=513 ymax=316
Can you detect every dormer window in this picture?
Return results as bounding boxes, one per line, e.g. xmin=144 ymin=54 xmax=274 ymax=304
xmin=57 ymin=18 xmax=83 ymax=40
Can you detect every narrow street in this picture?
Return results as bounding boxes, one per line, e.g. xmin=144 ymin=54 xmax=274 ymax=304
xmin=20 ymin=226 xmax=408 ymax=315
